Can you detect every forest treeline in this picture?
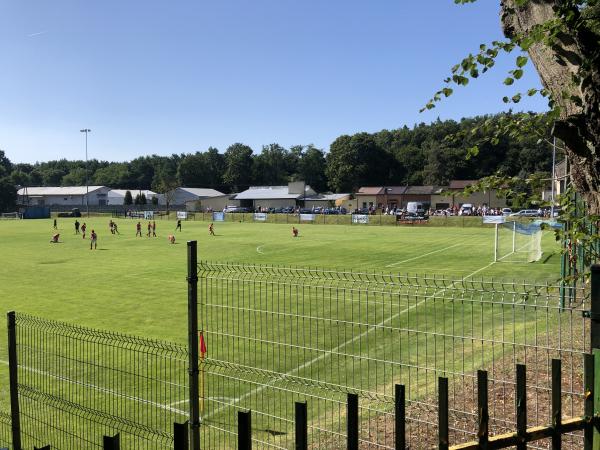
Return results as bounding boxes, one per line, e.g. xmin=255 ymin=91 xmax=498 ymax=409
xmin=0 ymin=112 xmax=556 ymax=211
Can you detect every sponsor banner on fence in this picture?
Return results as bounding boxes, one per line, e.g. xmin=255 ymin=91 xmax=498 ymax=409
xmin=299 ymin=213 xmax=315 ymax=221
xmin=482 ymin=215 xmax=506 ymax=224
xmin=254 ymin=213 xmax=267 ymax=222
xmin=212 ymin=211 xmax=225 ymax=222
xmin=352 ymin=214 xmax=369 ymax=224
xmin=176 ymin=211 xmax=188 ymax=220
xmin=143 ymin=211 xmax=154 ymax=220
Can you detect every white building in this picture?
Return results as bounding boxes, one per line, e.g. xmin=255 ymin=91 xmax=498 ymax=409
xmin=235 ymin=182 xmax=316 ymax=209
xmin=168 ymin=187 xmax=225 ymax=206
xmin=107 ymin=189 xmax=164 ymax=205
xmin=17 ymin=186 xmax=111 ymax=206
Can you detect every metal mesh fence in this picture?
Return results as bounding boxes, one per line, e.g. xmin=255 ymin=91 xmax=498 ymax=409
xmin=13 ymin=313 xmax=189 ymax=449
xmin=0 ymin=411 xmax=11 ymax=449
xmin=197 ymin=261 xmax=590 ymax=449
xmin=6 ymin=262 xmax=592 ymax=449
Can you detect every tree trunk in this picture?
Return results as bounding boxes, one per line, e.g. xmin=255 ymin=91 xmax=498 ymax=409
xmin=501 ymin=0 xmax=600 ymax=214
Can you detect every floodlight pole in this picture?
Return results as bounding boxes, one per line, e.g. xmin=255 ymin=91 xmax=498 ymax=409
xmin=80 ymin=129 xmax=91 ymax=217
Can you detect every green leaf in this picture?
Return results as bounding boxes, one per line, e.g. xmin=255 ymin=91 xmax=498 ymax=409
xmin=466 ymin=145 xmax=479 ymax=159
xmin=516 ymin=55 xmax=528 ymax=67
xmin=502 ymin=96 xmax=510 ymax=103
xmin=527 ymin=88 xmax=537 ymax=96
xmin=513 ymin=69 xmax=523 ymax=80
xmin=511 ymin=93 xmax=522 ymax=103
xmin=504 ymin=77 xmax=514 ymax=85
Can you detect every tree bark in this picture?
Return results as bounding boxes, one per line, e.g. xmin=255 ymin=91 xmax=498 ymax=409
xmin=501 ymin=0 xmax=600 ymax=214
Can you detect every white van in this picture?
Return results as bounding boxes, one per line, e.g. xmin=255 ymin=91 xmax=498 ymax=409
xmin=406 ymin=202 xmax=425 ymax=214
xmin=459 ymin=203 xmax=473 ymax=216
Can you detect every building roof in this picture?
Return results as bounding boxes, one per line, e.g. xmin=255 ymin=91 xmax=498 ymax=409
xmin=356 ymin=186 xmax=408 ymax=195
xmin=382 ymin=186 xmax=407 ymax=195
xmin=356 ymin=187 xmax=384 ymax=195
xmin=235 ymin=185 xmax=315 ymax=200
xmin=17 ymin=186 xmax=107 ymax=196
xmin=304 ymin=193 xmax=351 ymax=201
xmin=108 ymin=189 xmax=157 ymax=197
xmin=403 ymin=185 xmax=438 ymax=195
xmin=448 ymin=180 xmax=477 ymax=190
xmin=176 ymin=187 xmax=225 ymax=198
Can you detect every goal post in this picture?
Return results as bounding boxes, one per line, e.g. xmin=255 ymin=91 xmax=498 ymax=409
xmin=495 ymin=220 xmax=543 ymax=263
xmin=0 ymin=212 xmax=21 ymax=220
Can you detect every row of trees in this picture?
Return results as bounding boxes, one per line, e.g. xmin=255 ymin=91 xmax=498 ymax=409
xmin=0 ymin=112 xmax=557 ymax=212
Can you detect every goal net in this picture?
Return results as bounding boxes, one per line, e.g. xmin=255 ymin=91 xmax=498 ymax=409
xmin=0 ymin=212 xmax=21 ymax=219
xmin=495 ymin=221 xmax=542 ymax=263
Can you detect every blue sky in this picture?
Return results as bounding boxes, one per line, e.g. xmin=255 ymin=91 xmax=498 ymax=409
xmin=0 ymin=1 xmax=548 ymax=164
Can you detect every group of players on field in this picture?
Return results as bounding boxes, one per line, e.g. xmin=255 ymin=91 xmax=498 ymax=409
xmin=48 ymin=218 xmax=242 ymax=249
xmin=50 ymin=218 xmax=300 ymax=249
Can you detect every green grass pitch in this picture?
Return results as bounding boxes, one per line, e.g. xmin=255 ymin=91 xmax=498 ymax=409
xmin=0 ymin=216 xmax=562 ymax=445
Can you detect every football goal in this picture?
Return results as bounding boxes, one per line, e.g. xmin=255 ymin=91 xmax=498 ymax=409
xmin=494 ymin=221 xmax=542 ymax=263
xmin=0 ymin=212 xmax=21 ymax=220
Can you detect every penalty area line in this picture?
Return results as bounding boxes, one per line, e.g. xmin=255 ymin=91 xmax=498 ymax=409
xmin=385 ymin=242 xmax=463 ymax=267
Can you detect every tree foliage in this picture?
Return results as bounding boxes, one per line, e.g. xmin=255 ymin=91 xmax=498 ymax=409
xmin=1 ymin=113 xmax=555 ymax=200
xmin=124 ymin=190 xmax=133 ymax=205
xmin=425 ymin=0 xmax=600 ymax=272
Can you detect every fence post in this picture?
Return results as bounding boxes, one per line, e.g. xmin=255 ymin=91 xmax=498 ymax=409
xmin=238 ymin=410 xmax=252 ymax=450
xmin=516 ymin=364 xmax=527 ymax=450
xmin=594 ymin=348 xmax=600 ymax=450
xmin=7 ymin=311 xmax=21 ymax=450
xmin=552 ymin=359 xmax=562 ymax=450
xmin=438 ymin=377 xmax=448 ymax=450
xmin=174 ymin=421 xmax=189 ymax=450
xmin=103 ymin=433 xmax=120 ymax=450
xmin=295 ymin=401 xmax=307 ymax=450
xmin=477 ymin=370 xmax=489 ymax=449
xmin=592 ymin=266 xmax=600 ymax=350
xmin=187 ymin=241 xmax=201 ymax=450
xmin=395 ymin=384 xmax=405 ymax=450
xmin=584 ymin=353 xmax=594 ymax=450
xmin=347 ymin=393 xmax=359 ymax=450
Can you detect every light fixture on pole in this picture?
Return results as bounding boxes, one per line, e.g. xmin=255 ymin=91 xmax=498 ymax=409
xmin=80 ymin=129 xmax=91 ymax=217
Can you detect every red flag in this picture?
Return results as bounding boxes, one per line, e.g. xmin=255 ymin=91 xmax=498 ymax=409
xmin=199 ymin=331 xmax=207 ymax=358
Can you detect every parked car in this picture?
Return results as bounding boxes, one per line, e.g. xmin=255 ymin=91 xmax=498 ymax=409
xmin=509 ymin=209 xmax=540 ymax=217
xmin=224 ymin=206 xmax=251 ymax=213
xmin=501 ymin=208 xmax=512 ymax=216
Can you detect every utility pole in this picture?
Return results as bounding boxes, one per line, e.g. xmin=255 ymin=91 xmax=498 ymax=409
xmin=80 ymin=129 xmax=91 ymax=217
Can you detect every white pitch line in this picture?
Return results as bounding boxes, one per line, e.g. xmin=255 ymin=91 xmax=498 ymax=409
xmin=0 ymin=359 xmax=186 ymax=415
xmin=170 ymin=396 xmax=238 ymax=407
xmin=204 ymin=259 xmax=497 ymax=420
xmin=385 ymin=242 xmax=463 ymax=267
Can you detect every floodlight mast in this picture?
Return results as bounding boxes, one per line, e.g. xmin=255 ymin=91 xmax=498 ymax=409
xmin=80 ymin=129 xmax=91 ymax=217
